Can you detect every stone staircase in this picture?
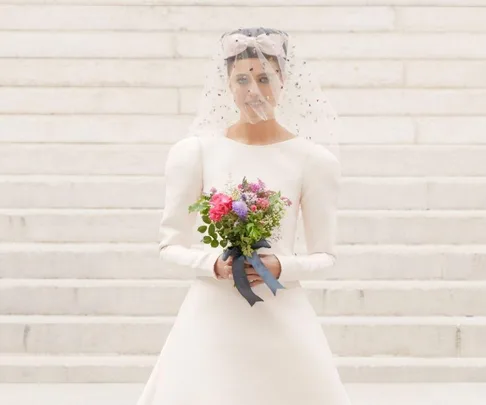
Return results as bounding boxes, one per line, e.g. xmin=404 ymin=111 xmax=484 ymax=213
xmin=1 ymin=0 xmax=486 ymax=383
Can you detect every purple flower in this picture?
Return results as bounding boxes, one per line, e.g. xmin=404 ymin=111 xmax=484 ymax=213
xmin=232 ymin=200 xmax=248 ymax=219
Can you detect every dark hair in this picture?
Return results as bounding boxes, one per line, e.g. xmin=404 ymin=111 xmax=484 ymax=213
xmin=222 ymin=27 xmax=288 ymax=76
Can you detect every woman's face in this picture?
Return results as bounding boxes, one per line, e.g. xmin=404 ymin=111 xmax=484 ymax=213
xmin=227 ymin=57 xmax=283 ymax=123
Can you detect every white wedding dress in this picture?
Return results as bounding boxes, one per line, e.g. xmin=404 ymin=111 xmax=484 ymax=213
xmin=136 ymin=134 xmax=351 ymax=405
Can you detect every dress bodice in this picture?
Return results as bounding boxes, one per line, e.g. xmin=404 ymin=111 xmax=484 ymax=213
xmin=158 ymin=134 xmax=341 ymax=283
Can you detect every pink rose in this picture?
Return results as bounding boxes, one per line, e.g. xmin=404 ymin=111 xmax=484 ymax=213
xmin=209 ymin=193 xmax=233 ymax=221
xmin=211 ymin=193 xmax=232 ymax=208
xmin=209 ymin=207 xmax=225 ymax=222
xmin=250 ymin=205 xmax=257 ymax=212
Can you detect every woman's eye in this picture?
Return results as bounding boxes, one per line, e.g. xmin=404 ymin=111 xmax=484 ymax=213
xmin=237 ymin=77 xmax=248 ymax=85
xmin=259 ymin=76 xmax=269 ymax=84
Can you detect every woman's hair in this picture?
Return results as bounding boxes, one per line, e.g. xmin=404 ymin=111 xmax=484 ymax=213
xmin=222 ymin=27 xmax=288 ymax=76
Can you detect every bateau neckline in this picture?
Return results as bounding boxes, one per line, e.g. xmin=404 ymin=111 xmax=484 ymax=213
xmin=221 ymin=132 xmax=301 ymax=147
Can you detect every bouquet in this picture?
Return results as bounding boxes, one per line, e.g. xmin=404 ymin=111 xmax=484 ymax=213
xmin=188 ymin=177 xmax=292 ymax=306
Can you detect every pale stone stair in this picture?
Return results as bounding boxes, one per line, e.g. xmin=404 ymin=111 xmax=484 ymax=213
xmin=1 ymin=353 xmax=485 ymax=383
xmin=1 ymin=244 xmax=484 ymax=280
xmin=1 ymin=0 xmax=486 ymax=386
xmin=1 ymin=279 xmax=486 ymax=317
xmin=1 ymin=314 xmax=485 ymax=358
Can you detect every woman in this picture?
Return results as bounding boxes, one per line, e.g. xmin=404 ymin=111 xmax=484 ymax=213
xmin=136 ymin=27 xmax=351 ymax=404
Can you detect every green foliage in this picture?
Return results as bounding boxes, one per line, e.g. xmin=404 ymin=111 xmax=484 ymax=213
xmin=188 ymin=179 xmax=290 ymax=255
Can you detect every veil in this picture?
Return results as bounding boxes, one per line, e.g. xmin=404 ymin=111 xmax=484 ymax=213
xmin=187 ymin=27 xmax=340 ymax=161
xmin=187 ymin=27 xmax=341 ymax=257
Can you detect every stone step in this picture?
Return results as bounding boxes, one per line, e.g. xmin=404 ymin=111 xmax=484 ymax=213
xmin=1 ymin=145 xmax=486 ymax=176
xmin=1 ymin=175 xmax=486 ymax=210
xmin=0 ymin=115 xmax=484 ymax=146
xmin=0 ymin=59 xmax=402 ymax=88
xmin=1 ymin=2 xmax=486 ymax=25
xmin=2 ymin=58 xmax=486 ymax=89
xmin=1 ymin=243 xmax=483 ymax=280
xmin=1 ymin=31 xmax=485 ymax=60
xmin=0 ymin=315 xmax=484 ymax=358
xmin=1 ymin=209 xmax=486 ymax=244
xmin=3 ymin=382 xmax=486 ymax=405
xmin=0 ymin=5 xmax=396 ymax=34
xmin=1 ymin=279 xmax=485 ymax=316
xmin=2 ymin=88 xmax=486 ymax=116
xmin=0 ymin=353 xmax=484 ymax=383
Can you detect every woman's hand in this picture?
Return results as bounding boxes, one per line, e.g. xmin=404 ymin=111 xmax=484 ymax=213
xmin=245 ymin=254 xmax=282 ymax=287
xmin=214 ymin=255 xmax=252 ymax=280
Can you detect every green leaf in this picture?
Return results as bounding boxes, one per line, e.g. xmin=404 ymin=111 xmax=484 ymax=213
xmin=188 ymin=203 xmax=199 ymax=213
xmin=220 ymin=240 xmax=228 ymax=248
xmin=188 ymin=198 xmax=208 ymax=213
xmin=211 ymin=239 xmax=219 ymax=248
xmin=197 ymin=225 xmax=208 ymax=233
xmin=203 ymin=236 xmax=212 ymax=244
xmin=209 ymin=224 xmax=216 ymax=235
xmin=202 ymin=215 xmax=211 ymax=224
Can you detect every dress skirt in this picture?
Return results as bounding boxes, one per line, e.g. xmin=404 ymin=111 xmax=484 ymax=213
xmin=136 ymin=277 xmax=351 ymax=405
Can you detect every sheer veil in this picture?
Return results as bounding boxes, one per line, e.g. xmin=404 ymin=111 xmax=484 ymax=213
xmin=187 ymin=27 xmax=341 ymax=161
xmin=187 ymin=27 xmax=341 ymax=256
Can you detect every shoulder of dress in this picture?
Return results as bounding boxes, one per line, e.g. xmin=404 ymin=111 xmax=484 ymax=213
xmin=297 ymin=139 xmax=338 ymax=165
xmin=167 ymin=136 xmax=203 ymax=160
xmin=170 ymin=135 xmax=200 ymax=150
xmin=297 ymin=140 xmax=340 ymax=180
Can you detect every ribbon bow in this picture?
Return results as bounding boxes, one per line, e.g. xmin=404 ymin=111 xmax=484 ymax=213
xmin=221 ymin=33 xmax=286 ymax=59
xmin=222 ymin=239 xmax=286 ymax=307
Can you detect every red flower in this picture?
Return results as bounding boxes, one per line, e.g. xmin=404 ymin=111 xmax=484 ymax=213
xmin=209 ymin=208 xmax=224 ymax=222
xmin=209 ymin=193 xmax=233 ymax=222
xmin=250 ymin=205 xmax=257 ymax=212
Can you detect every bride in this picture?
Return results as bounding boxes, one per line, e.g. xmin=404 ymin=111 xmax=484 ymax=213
xmin=136 ymin=27 xmax=352 ymax=404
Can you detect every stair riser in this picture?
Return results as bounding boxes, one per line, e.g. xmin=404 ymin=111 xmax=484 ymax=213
xmin=0 ymin=321 xmax=484 ymax=357
xmin=2 ymin=179 xmax=486 ymax=210
xmin=1 ymin=145 xmax=486 ymax=176
xmin=1 ymin=248 xmax=484 ymax=280
xmin=2 ymin=211 xmax=486 ymax=244
xmin=1 ymin=286 xmax=485 ymax=316
xmin=0 ymin=363 xmax=484 ymax=384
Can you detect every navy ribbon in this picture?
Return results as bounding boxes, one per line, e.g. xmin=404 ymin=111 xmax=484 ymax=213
xmin=222 ymin=239 xmax=285 ymax=307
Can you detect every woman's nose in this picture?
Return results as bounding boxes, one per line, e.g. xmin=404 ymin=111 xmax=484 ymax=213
xmin=246 ymin=79 xmax=260 ymax=96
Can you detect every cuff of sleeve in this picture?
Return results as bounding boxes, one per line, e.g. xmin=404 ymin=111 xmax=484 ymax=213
xmin=203 ymin=250 xmax=223 ymax=280
xmin=274 ymin=252 xmax=337 ymax=282
xmin=273 ymin=253 xmax=301 ymax=283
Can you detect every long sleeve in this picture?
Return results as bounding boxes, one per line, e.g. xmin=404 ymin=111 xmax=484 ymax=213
xmin=274 ymin=145 xmax=341 ymax=282
xmin=158 ymin=136 xmax=222 ymax=279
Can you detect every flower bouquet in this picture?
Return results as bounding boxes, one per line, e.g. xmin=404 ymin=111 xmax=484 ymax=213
xmin=188 ymin=177 xmax=292 ymax=306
